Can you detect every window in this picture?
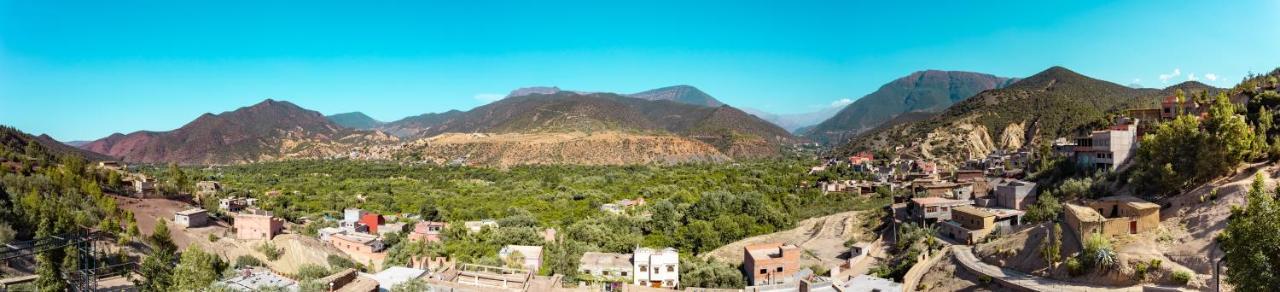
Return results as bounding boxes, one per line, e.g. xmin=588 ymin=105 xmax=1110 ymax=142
xmin=776 ymin=267 xmax=783 ymax=272
xmin=926 ymin=206 xmax=937 ymax=213
xmin=603 ymin=271 xmax=611 ymax=276
xmin=667 ymin=265 xmax=675 ymax=272
xmin=759 ymin=269 xmax=767 ymax=274
xmin=639 ymin=265 xmax=647 ymax=271
xmin=621 ymin=271 xmax=628 ymax=277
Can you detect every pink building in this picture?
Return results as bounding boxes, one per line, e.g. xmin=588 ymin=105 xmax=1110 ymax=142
xmin=235 ymin=212 xmax=284 ymax=240
xmin=408 ymin=221 xmax=447 ymax=242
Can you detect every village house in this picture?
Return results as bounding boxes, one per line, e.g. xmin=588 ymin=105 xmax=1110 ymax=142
xmin=847 ymin=242 xmax=872 ymax=268
xmin=1161 ymin=95 xmax=1203 ymax=120
xmin=314 ymin=268 xmax=380 ymax=292
xmin=376 ymin=221 xmax=404 ymax=237
xmin=848 ymin=152 xmax=874 ymax=165
xmin=130 ymin=175 xmax=156 ymax=196
xmin=499 ymin=245 xmax=544 ymax=271
xmin=601 ymin=197 xmax=646 ymax=214
xmin=578 ymin=252 xmax=633 ymax=289
xmin=234 ymin=210 xmax=284 ymax=240
xmin=342 ymin=208 xmax=365 ymax=230
xmin=994 ymin=179 xmax=1038 ymax=210
xmin=938 ymin=206 xmax=996 ymax=244
xmin=359 ymin=213 xmax=385 ymax=234
xmin=96 ymin=161 xmax=126 ymax=171
xmin=370 ymin=266 xmax=427 ymax=291
xmin=174 ymin=208 xmax=209 ymax=228
xmin=907 ymin=197 xmax=972 ymax=225
xmin=917 ymin=162 xmax=939 ymax=177
xmin=1064 ymin=195 xmax=1160 ymax=241
xmin=1072 ymin=117 xmax=1139 ymax=171
xmin=317 ymin=227 xmax=344 ymax=243
xmin=330 ymin=232 xmax=387 ymax=260
xmin=633 ymin=247 xmax=679 ymax=288
xmin=464 ymin=219 xmax=499 ymax=233
xmin=952 ymin=169 xmax=984 ymax=182
xmin=408 ymin=221 xmax=447 ymax=242
xmin=840 ymin=275 xmax=903 ymax=292
xmin=219 ymin=198 xmax=248 ymax=212
xmin=743 ymin=243 xmax=800 ymax=286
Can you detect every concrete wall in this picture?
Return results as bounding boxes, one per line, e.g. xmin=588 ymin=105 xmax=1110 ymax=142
xmin=902 ymin=247 xmax=950 ymax=291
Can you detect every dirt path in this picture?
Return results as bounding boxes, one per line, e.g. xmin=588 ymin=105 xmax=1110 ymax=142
xmin=116 ymin=196 xmax=355 ymax=274
xmin=954 ymin=246 xmax=1190 ymax=292
xmin=705 ymin=210 xmax=877 ymax=270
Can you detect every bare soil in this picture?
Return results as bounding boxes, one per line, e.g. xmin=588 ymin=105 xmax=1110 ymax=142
xmin=705 ymin=210 xmax=881 ymax=273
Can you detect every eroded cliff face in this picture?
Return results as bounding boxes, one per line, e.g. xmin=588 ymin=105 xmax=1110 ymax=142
xmin=914 ymin=119 xmax=1028 ymax=169
xmin=395 ymin=131 xmax=732 ymax=167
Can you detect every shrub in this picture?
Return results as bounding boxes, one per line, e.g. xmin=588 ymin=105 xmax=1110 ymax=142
xmin=234 ymin=255 xmax=264 ymax=268
xmin=1133 ymin=261 xmax=1149 ymax=280
xmin=1083 ymin=233 xmax=1116 ymax=270
xmin=1065 ymin=258 xmax=1084 ymax=276
xmin=327 ymin=255 xmax=357 ymax=270
xmin=208 ymin=233 xmax=218 ymax=242
xmin=1172 ymin=270 xmax=1192 ymax=285
xmin=295 ymin=264 xmax=330 ymax=280
xmin=978 ymin=274 xmax=993 ymax=284
xmin=256 ymin=242 xmax=283 ymax=261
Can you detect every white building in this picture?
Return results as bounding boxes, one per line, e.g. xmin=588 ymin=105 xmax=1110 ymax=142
xmin=633 ymin=247 xmax=679 ymax=288
xmin=499 ymin=245 xmax=544 ymax=271
xmin=1073 ymin=118 xmax=1139 ymax=171
xmin=342 ymin=208 xmax=365 ymax=230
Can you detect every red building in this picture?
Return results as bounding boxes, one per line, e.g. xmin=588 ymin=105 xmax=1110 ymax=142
xmin=848 ymin=152 xmax=874 ymax=165
xmin=359 ymin=213 xmax=385 ymax=234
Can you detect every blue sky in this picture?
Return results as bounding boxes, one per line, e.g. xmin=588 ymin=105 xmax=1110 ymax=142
xmin=2 ymin=0 xmax=1279 ymax=141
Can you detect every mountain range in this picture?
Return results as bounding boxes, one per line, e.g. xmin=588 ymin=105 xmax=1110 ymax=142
xmin=326 ymin=112 xmax=384 ymax=129
xmin=80 ymin=99 xmax=397 ymax=164
xmin=71 ymin=87 xmax=793 ymax=165
xmin=842 ymin=66 xmax=1222 ymax=168
xmin=803 ymin=70 xmax=1018 ymax=144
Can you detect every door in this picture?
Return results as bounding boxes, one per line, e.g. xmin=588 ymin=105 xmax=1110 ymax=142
xmin=1129 ymin=221 xmax=1137 ymax=234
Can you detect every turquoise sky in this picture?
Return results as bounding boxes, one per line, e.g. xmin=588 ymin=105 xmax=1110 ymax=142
xmin=2 ymin=0 xmax=1279 ymax=141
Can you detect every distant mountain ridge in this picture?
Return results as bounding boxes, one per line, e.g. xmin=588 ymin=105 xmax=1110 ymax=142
xmin=326 ymin=112 xmax=384 ymax=130
xmin=742 ymin=107 xmax=844 ymax=133
xmin=842 ymin=66 xmax=1214 ymax=168
xmin=81 ymin=99 xmax=397 ymax=164
xmin=806 ymin=70 xmax=1017 ymax=143
xmin=627 ymin=85 xmax=725 ymax=107
xmin=382 ymin=91 xmax=794 ymax=159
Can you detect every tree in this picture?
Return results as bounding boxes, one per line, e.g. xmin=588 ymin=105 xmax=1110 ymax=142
xmin=681 ymin=256 xmax=745 ymax=288
xmin=172 ymin=246 xmax=223 ymax=291
xmin=392 ymin=278 xmax=429 ymax=292
xmin=167 ymin=163 xmax=190 ymax=195
xmin=1039 ymin=223 xmax=1062 ymax=266
xmin=1133 ymin=93 xmax=1260 ymax=196
xmin=137 ymin=220 xmax=177 ymax=292
xmin=34 ymin=217 xmax=66 ymax=292
xmin=135 ymin=247 xmax=176 ymax=292
xmin=148 ymin=219 xmax=176 ymax=254
xmin=0 ymin=222 xmax=14 ymax=244
xmin=1219 ymin=173 xmax=1280 ymax=291
xmin=1024 ymin=192 xmax=1062 ymax=223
